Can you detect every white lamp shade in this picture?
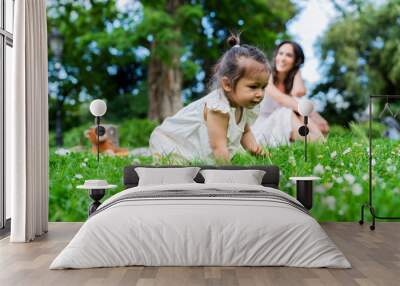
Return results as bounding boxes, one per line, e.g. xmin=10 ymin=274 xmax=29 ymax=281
xmin=298 ymin=99 xmax=314 ymax=116
xmin=89 ymin=99 xmax=107 ymax=117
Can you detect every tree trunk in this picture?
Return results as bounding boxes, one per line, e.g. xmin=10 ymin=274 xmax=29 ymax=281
xmin=147 ymin=0 xmax=183 ymax=122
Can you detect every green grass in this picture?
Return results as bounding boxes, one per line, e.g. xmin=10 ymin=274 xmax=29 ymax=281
xmin=50 ymin=122 xmax=400 ymax=222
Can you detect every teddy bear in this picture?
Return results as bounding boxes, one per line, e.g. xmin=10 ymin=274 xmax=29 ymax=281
xmin=85 ymin=126 xmax=129 ymax=156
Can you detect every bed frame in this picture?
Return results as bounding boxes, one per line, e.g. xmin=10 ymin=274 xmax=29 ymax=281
xmin=123 ymin=165 xmax=280 ymax=189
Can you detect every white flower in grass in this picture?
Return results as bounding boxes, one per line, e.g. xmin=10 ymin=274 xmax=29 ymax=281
xmin=325 ymin=166 xmax=332 ymax=171
xmin=330 ymin=151 xmax=337 ymax=159
xmin=334 ymin=168 xmax=339 ymax=173
xmin=340 ymin=205 xmax=349 ymax=214
xmin=288 ymin=156 xmax=296 ymax=166
xmin=340 ymin=162 xmax=345 ymax=166
xmin=343 ymin=148 xmax=351 ymax=155
xmin=387 ymin=158 xmax=393 ymax=164
xmin=349 ymin=163 xmax=353 ymax=167
xmin=55 ymin=148 xmax=70 ymax=156
xmin=362 ymin=174 xmax=369 ymax=181
xmin=338 ymin=209 xmax=345 ymax=216
xmin=74 ymin=174 xmax=83 ymax=180
xmin=387 ymin=165 xmax=396 ymax=172
xmin=315 ymin=185 xmax=326 ymax=193
xmin=336 ymin=177 xmax=344 ymax=184
xmin=84 ymin=158 xmax=89 ymax=162
xmin=343 ymin=173 xmax=355 ymax=184
xmin=322 ymin=196 xmax=336 ymax=210
xmin=132 ymin=158 xmax=141 ymax=164
xmin=313 ymin=164 xmax=325 ymax=175
xmin=372 ymin=159 xmax=376 ymax=166
xmin=393 ymin=188 xmax=400 ymax=194
xmin=352 ymin=183 xmax=363 ymax=196
xmin=80 ymin=162 xmax=87 ymax=168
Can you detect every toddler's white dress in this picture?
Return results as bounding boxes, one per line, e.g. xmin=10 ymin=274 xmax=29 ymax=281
xmin=251 ymin=94 xmax=297 ymax=147
xmin=149 ymin=89 xmax=258 ymax=161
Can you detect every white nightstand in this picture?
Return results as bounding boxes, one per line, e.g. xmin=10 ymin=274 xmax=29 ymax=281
xmin=289 ymin=176 xmax=321 ymax=210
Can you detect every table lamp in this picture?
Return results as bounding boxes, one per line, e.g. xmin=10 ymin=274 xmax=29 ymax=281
xmin=89 ymin=99 xmax=107 ymax=164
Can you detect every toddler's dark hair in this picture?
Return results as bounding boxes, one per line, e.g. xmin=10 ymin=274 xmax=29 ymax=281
xmin=210 ymin=34 xmax=271 ymax=90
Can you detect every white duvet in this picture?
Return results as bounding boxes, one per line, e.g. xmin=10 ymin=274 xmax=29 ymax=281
xmin=50 ymin=183 xmax=351 ymax=269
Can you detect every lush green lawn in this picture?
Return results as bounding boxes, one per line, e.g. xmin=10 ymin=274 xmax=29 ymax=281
xmin=49 ymin=122 xmax=400 ymax=222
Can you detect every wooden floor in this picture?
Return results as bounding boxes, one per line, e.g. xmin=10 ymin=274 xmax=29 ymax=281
xmin=0 ymin=222 xmax=399 ymax=286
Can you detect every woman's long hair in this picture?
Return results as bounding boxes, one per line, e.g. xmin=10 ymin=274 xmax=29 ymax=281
xmin=272 ymin=41 xmax=305 ymax=94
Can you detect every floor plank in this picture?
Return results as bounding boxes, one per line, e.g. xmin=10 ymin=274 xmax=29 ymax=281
xmin=0 ymin=222 xmax=399 ymax=286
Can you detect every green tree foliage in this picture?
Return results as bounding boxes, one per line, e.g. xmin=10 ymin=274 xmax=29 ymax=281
xmin=124 ymin=0 xmax=297 ymax=119
xmin=47 ymin=0 xmax=148 ymax=134
xmin=313 ymin=0 xmax=400 ymax=125
xmin=187 ymin=0 xmax=297 ymax=100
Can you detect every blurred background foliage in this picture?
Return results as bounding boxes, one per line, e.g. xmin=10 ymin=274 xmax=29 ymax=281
xmin=312 ymin=0 xmax=400 ymax=125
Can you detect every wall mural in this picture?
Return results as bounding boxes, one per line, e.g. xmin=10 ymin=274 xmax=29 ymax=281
xmin=47 ymin=0 xmax=400 ymax=222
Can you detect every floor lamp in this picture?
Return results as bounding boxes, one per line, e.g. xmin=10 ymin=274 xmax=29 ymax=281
xmin=289 ymin=99 xmax=319 ymax=210
xmin=89 ymin=99 xmax=107 ymax=164
xmin=298 ymin=99 xmax=314 ymax=162
xmin=78 ymin=99 xmax=116 ymax=216
xmin=359 ymin=94 xmax=400 ymax=230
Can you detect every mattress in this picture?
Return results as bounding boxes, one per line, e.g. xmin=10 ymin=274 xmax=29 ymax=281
xmin=50 ymin=183 xmax=351 ymax=269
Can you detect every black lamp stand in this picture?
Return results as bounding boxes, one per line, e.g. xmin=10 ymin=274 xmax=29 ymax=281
xmin=298 ymin=116 xmax=309 ymax=162
xmin=95 ymin=116 xmax=106 ymax=164
xmin=88 ymin=189 xmax=106 ymax=216
xmin=359 ymin=95 xmax=400 ymax=230
xmin=89 ymin=117 xmax=106 ymax=216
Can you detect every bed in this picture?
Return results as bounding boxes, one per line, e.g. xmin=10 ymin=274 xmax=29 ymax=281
xmin=50 ymin=165 xmax=350 ymax=269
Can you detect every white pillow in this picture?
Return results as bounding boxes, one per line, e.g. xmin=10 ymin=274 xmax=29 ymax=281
xmin=135 ymin=167 xmax=200 ymax=186
xmin=200 ymin=169 xmax=266 ymax=185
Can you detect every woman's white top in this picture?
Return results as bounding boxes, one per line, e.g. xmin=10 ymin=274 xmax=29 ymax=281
xmin=149 ymin=89 xmax=258 ymax=162
xmin=251 ymin=92 xmax=300 ymax=147
xmin=258 ymin=93 xmax=282 ymax=118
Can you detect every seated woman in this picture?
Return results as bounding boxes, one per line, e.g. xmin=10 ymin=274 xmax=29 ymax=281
xmin=251 ymin=41 xmax=329 ymax=147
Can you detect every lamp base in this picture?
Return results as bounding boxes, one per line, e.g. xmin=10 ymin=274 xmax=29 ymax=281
xmin=95 ymin=125 xmax=106 ymax=137
xmin=88 ymin=189 xmax=105 ymax=216
xmin=296 ymin=180 xmax=313 ymax=210
xmin=298 ymin=126 xmax=309 ymax=136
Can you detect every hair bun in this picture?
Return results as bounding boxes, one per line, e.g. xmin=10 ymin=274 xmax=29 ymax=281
xmin=227 ymin=34 xmax=240 ymax=47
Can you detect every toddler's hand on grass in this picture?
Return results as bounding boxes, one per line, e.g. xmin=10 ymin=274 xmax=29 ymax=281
xmin=251 ymin=145 xmax=270 ymax=157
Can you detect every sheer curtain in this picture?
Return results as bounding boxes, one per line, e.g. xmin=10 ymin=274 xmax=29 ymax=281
xmin=7 ymin=0 xmax=48 ymax=242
